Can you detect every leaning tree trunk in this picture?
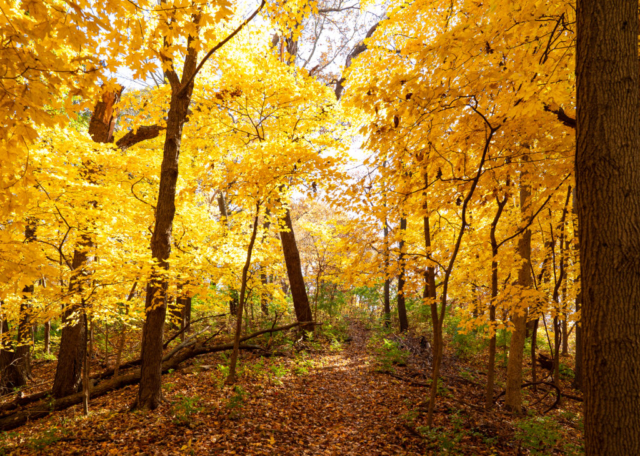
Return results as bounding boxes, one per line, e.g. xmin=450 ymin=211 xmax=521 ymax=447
xmin=505 ymin=182 xmax=532 ymax=412
xmin=577 ymin=0 xmax=640 ymax=452
xmin=279 ymin=209 xmax=313 ymax=332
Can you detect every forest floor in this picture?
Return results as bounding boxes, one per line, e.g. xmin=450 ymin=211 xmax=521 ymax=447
xmin=0 ymin=319 xmax=584 ymax=455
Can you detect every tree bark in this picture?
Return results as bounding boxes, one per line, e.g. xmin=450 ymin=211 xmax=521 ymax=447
xmin=397 ymin=217 xmax=409 ymax=332
xmin=486 ymin=196 xmax=507 ymax=410
xmin=137 ymin=34 xmax=199 ymax=409
xmin=53 ymin=87 xmax=122 ymax=398
xmin=52 ymin=225 xmax=90 ymax=398
xmin=43 ymin=321 xmax=50 ymax=355
xmin=571 ymin=189 xmax=583 ymax=390
xmin=576 ymin=0 xmax=640 ymax=451
xmin=383 ymin=217 xmax=391 ymax=326
xmin=217 ymin=193 xmax=239 ymax=316
xmin=226 ymin=206 xmax=260 ymax=384
xmin=505 ymin=183 xmax=532 ymax=412
xmin=279 ymin=209 xmax=313 ymax=332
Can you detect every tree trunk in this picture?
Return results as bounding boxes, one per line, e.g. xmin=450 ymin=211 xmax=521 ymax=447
xmin=260 ymin=209 xmax=271 ymax=316
xmin=562 ymin=319 xmax=569 ymax=356
xmin=383 ymin=217 xmax=391 ymax=326
xmin=279 ymin=209 xmax=313 ymax=332
xmin=397 ymin=217 xmax=409 ymax=332
xmin=53 ymin=87 xmax=122 ymax=398
xmin=505 ymin=183 xmax=532 ymax=412
xmin=486 ymin=196 xmax=507 ymax=410
xmin=217 ymin=193 xmax=240 ymax=316
xmin=577 ymin=0 xmax=640 ymax=451
xmin=572 ymin=291 xmax=583 ymax=390
xmin=571 ymin=189 xmax=583 ymax=390
xmin=226 ymin=206 xmax=260 ymax=384
xmin=530 ymin=318 xmax=539 ymax=389
xmin=82 ymin=316 xmax=90 ymax=415
xmin=137 ymin=28 xmax=200 ymax=409
xmin=0 ymin=321 xmax=28 ymax=394
xmin=52 ymin=245 xmax=89 ymax=398
xmin=426 ymin=122 xmax=496 ymax=426
xmin=44 ymin=321 xmax=50 ymax=355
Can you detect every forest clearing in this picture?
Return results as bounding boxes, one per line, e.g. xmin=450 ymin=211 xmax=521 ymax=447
xmin=0 ymin=0 xmax=638 ymax=454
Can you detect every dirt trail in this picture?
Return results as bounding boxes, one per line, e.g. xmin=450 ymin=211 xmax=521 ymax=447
xmin=2 ymin=325 xmax=426 ymax=455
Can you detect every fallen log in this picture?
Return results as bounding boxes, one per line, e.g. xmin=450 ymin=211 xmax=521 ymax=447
xmin=0 ymin=321 xmax=310 ymax=431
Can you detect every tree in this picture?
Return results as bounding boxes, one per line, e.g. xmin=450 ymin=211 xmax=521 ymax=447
xmin=576 ymin=0 xmax=640 ymax=452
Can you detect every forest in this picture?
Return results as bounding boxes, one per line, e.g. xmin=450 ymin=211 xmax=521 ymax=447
xmin=0 ymin=0 xmax=637 ymax=454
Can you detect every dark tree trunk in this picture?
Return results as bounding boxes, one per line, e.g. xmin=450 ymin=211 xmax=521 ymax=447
xmin=137 ymin=27 xmax=201 ymax=409
xmin=577 ymin=0 xmax=640 ymax=452
xmin=572 ymin=291 xmax=583 ymax=390
xmin=397 ymin=217 xmax=409 ymax=332
xmin=217 ymin=193 xmax=240 ymax=316
xmin=506 ymin=182 xmax=532 ymax=412
xmin=183 ymin=296 xmax=192 ymax=330
xmin=53 ymin=87 xmax=122 ymax=398
xmin=43 ymin=321 xmax=50 ymax=355
xmin=0 ymin=320 xmax=28 ymax=394
xmin=383 ymin=218 xmax=391 ymax=326
xmin=260 ymin=211 xmax=271 ymax=316
xmin=172 ymin=283 xmax=190 ymax=330
xmin=1 ymin=220 xmax=38 ymax=392
xmin=571 ymin=189 xmax=583 ymax=390
xmin=530 ymin=318 xmax=539 ymax=388
xmin=226 ymin=206 xmax=260 ymax=384
xmin=52 ymin=247 xmax=88 ymax=398
xmin=486 ymin=196 xmax=507 ymax=410
xmin=279 ymin=209 xmax=313 ymax=332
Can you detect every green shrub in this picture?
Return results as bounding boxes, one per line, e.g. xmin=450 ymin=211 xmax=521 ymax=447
xmin=171 ymin=394 xmax=202 ymax=425
xmin=445 ymin=315 xmax=486 ymax=360
xmin=559 ymin=362 xmax=575 ymax=379
xmin=28 ymin=429 xmax=67 ymax=451
xmin=225 ymin=385 xmax=246 ymax=419
xmin=373 ymin=338 xmax=409 ymax=372
xmin=515 ymin=414 xmax=560 ymax=455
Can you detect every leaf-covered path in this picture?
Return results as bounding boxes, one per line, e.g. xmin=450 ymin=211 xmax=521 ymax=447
xmin=3 ymin=325 xmax=427 ymax=455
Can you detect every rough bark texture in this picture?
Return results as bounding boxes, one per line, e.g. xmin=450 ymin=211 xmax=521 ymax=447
xmin=576 ymin=0 xmax=640 ymax=452
xmin=279 ymin=209 xmax=313 ymax=332
xmin=505 ymin=183 xmax=532 ymax=412
xmin=485 ymin=196 xmax=507 ymax=410
xmin=52 ymin=247 xmax=88 ymax=398
xmin=571 ymin=189 xmax=583 ymax=390
xmin=53 ymin=88 xmax=121 ymax=399
xmin=137 ymin=39 xmax=199 ymax=409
